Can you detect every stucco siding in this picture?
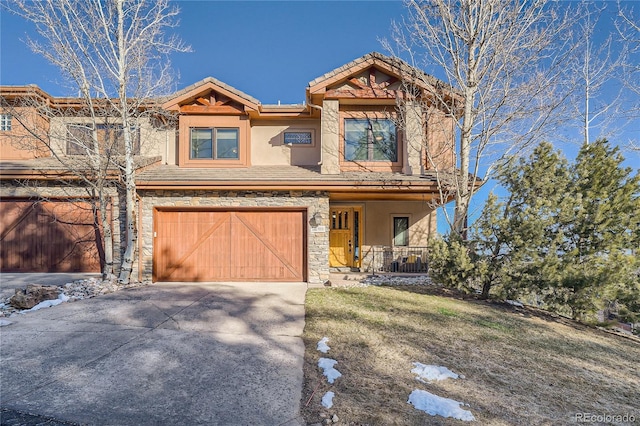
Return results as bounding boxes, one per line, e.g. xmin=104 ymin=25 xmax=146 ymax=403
xmin=250 ymin=120 xmax=321 ymax=166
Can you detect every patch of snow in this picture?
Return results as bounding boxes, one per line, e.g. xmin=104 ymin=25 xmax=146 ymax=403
xmin=321 ymin=391 xmax=335 ymax=408
xmin=26 ymin=293 xmax=70 ymax=312
xmin=318 ymin=357 xmax=342 ymax=384
xmin=408 ymin=389 xmax=475 ymax=421
xmin=317 ymin=337 xmax=330 ymax=353
xmin=506 ymin=300 xmax=523 ymax=307
xmin=412 ymin=362 xmax=459 ymax=382
xmin=361 ymin=275 xmax=433 ymax=287
xmin=0 ymin=319 xmax=13 ymax=327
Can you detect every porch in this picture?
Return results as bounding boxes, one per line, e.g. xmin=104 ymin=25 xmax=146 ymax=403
xmin=368 ymin=246 xmax=429 ymax=274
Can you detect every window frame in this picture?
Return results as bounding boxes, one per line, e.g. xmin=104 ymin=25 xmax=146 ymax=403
xmin=392 ymin=215 xmax=410 ymax=247
xmin=178 ymin=115 xmax=249 ymax=167
xmin=282 ymin=128 xmax=315 ymax=147
xmin=189 ymin=127 xmax=240 ymax=160
xmin=0 ymin=114 xmax=12 ymax=131
xmin=66 ymin=123 xmax=140 ymax=156
xmin=344 ymin=117 xmax=398 ymax=163
xmin=339 ymin=110 xmax=403 ymax=173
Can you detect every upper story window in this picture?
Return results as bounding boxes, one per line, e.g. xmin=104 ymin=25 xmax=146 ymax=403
xmin=190 ymin=127 xmax=239 ymax=160
xmin=344 ymin=118 xmax=397 ymax=162
xmin=67 ymin=124 xmax=140 ymax=155
xmin=0 ymin=114 xmax=12 ymax=131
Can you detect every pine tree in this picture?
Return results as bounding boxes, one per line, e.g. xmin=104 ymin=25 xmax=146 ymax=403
xmin=554 ymin=140 xmax=640 ymax=320
xmin=438 ymin=139 xmax=640 ymax=324
xmin=473 ymin=142 xmax=570 ymax=299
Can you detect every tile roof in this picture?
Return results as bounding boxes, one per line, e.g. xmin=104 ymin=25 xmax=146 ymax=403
xmin=0 ymin=156 xmax=162 ymax=175
xmin=135 ymin=164 xmax=439 ymax=185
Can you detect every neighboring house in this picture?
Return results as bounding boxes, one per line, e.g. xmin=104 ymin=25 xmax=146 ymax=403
xmin=0 ymin=52 xmax=459 ymax=285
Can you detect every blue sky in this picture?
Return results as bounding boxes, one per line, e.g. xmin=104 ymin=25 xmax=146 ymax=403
xmin=0 ymin=1 xmax=407 ymax=103
xmin=1 ymin=0 xmax=638 ymax=232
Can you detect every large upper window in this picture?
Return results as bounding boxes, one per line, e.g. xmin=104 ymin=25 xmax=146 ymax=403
xmin=190 ymin=127 xmax=239 ymax=160
xmin=344 ymin=118 xmax=397 ymax=162
xmin=0 ymin=114 xmax=12 ymax=131
xmin=67 ymin=124 xmax=140 ymax=155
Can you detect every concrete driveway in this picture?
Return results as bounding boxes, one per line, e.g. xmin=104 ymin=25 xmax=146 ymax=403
xmin=0 ymin=281 xmax=307 ymax=425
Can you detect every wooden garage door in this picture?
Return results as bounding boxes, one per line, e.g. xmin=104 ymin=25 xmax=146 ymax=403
xmin=154 ymin=210 xmax=305 ymax=282
xmin=0 ymin=200 xmax=103 ymax=273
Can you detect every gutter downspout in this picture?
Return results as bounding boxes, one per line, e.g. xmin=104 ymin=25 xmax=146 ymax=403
xmin=307 ymin=98 xmax=323 ymax=166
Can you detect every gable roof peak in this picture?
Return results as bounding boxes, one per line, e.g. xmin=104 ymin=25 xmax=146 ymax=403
xmin=163 ymin=76 xmax=261 ymax=110
xmin=308 ymin=51 xmax=404 ymax=87
xmin=307 ymin=51 xmax=459 ymax=100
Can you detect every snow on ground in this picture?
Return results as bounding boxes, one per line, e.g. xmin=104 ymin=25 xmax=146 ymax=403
xmin=412 ymin=362 xmax=460 ymax=383
xmin=26 ymin=293 xmax=70 ymax=312
xmin=0 ymin=277 xmax=143 ymax=318
xmin=321 ymin=391 xmax=335 ymax=409
xmin=360 ymin=274 xmax=433 ymax=287
xmin=317 ymin=337 xmax=330 ymax=353
xmin=408 ymin=389 xmax=475 ymax=421
xmin=318 ymin=357 xmax=342 ymax=384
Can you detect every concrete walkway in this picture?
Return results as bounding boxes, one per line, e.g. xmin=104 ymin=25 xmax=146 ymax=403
xmin=0 ymin=281 xmax=307 ymax=426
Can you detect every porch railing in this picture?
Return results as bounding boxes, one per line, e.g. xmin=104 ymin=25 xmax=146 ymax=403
xmin=370 ymin=246 xmax=429 ymax=274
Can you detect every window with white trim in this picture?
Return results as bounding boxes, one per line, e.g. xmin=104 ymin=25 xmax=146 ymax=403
xmin=0 ymin=114 xmax=12 ymax=131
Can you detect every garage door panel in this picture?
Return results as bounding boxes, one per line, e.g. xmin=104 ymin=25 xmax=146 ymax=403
xmin=154 ymin=210 xmax=305 ymax=282
xmin=231 ymin=212 xmax=303 ymax=280
xmin=0 ymin=200 xmax=103 ymax=273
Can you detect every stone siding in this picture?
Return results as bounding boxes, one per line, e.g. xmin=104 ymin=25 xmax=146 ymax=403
xmin=138 ymin=190 xmax=330 ymax=285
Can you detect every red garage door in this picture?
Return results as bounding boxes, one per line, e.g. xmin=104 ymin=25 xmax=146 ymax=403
xmin=153 ymin=209 xmax=306 ymax=282
xmin=0 ymin=199 xmax=103 ymax=273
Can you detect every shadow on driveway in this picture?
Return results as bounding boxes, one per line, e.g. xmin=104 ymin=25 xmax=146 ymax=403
xmin=0 ymin=281 xmax=307 ymax=426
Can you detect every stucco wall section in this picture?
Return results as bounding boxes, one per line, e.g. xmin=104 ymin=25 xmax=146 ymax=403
xmin=138 ymin=190 xmax=330 ymax=285
xmin=355 ymin=200 xmax=435 ymax=272
xmin=321 ymin=100 xmax=340 ymax=174
xmin=0 ymin=107 xmax=50 ymax=160
xmin=47 ymin=116 xmax=169 ymax=162
xmin=250 ymin=119 xmax=321 ymax=166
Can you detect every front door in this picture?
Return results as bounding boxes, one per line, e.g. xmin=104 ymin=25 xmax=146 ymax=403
xmin=329 ymin=206 xmax=362 ymax=269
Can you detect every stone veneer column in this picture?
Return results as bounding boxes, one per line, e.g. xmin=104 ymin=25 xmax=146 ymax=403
xmin=403 ymin=100 xmax=424 ymax=176
xmin=321 ymin=99 xmax=340 ymax=175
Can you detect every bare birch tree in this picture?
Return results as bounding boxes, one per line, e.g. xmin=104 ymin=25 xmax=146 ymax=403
xmin=6 ymin=0 xmax=190 ymax=283
xmin=565 ymin=2 xmax=627 ymax=145
xmin=385 ymin=0 xmax=573 ymax=237
xmin=617 ymin=2 xmax=640 ymax=152
xmin=1 ymin=90 xmax=119 ymax=278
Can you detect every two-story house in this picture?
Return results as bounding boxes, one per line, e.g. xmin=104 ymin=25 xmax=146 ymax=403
xmin=1 ymin=52 xmax=458 ymax=285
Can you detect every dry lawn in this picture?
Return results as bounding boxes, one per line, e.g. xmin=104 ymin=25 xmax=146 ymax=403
xmin=301 ymin=285 xmax=640 ymax=425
